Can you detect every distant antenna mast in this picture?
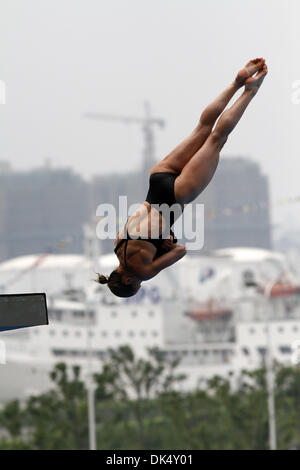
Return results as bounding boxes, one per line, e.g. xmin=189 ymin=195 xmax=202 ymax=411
xmin=83 ymin=222 xmax=100 ymax=451
xmin=82 ymin=101 xmax=165 ymax=175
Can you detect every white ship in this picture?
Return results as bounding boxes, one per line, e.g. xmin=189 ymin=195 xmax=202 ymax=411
xmin=0 ymin=247 xmax=300 ymax=401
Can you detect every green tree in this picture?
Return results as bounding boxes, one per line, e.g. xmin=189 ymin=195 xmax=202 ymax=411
xmin=94 ymin=345 xmax=186 ymax=449
xmin=0 ymin=400 xmax=23 ymax=439
xmin=26 ymin=363 xmax=89 ymax=449
xmin=2 ymin=351 xmax=300 ymax=450
xmin=276 ymin=363 xmax=300 ymax=449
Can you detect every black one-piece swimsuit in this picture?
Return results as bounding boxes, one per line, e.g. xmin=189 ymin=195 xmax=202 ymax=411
xmin=114 ymin=172 xmax=183 ymax=269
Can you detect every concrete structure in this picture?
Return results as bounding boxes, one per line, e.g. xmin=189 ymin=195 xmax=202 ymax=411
xmin=0 ymin=166 xmax=89 ymax=260
xmin=196 ymin=157 xmax=272 ymax=251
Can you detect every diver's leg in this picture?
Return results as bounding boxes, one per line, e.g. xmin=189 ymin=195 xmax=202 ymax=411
xmin=174 ymin=63 xmax=268 ymax=204
xmin=150 ymin=58 xmax=265 ymax=175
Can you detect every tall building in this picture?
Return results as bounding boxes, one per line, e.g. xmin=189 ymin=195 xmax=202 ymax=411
xmin=0 ymin=166 xmax=89 ymax=260
xmin=196 ymin=157 xmax=272 ymax=251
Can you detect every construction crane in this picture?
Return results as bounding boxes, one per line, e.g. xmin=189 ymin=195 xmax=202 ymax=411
xmin=82 ymin=101 xmax=165 ymax=176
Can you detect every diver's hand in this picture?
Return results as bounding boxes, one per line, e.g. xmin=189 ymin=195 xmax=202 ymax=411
xmin=161 ymin=235 xmax=175 ymax=251
xmin=174 ymin=243 xmax=187 ymax=256
xmin=142 ymin=241 xmax=186 ymax=279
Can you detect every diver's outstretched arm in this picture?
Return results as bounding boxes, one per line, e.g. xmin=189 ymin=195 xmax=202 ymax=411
xmin=139 ymin=244 xmax=187 ymax=280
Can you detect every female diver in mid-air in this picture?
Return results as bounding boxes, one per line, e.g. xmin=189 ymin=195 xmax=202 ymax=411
xmin=98 ymin=58 xmax=268 ymax=297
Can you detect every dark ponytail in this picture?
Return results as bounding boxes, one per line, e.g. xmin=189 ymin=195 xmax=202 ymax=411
xmin=97 ymin=274 xmax=109 ymax=285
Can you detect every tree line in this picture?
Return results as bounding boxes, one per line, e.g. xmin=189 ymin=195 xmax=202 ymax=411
xmin=0 ymin=345 xmax=300 ymax=450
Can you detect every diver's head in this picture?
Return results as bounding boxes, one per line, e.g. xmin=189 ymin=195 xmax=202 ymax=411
xmin=96 ymin=268 xmax=141 ymax=298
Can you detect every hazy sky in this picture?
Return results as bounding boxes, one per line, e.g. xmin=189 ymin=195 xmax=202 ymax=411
xmin=0 ymin=0 xmax=299 ymax=235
